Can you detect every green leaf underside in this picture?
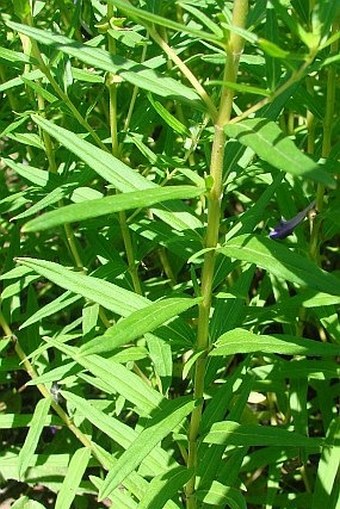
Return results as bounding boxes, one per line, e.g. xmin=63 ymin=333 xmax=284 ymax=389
xmin=7 ymin=21 xmax=201 ymax=104
xmin=99 ymin=397 xmax=196 ymax=500
xmin=211 ymin=328 xmax=340 ymax=356
xmin=81 ymin=297 xmax=200 ymax=355
xmin=225 ymin=119 xmax=335 ymax=187
xmin=23 ymin=186 xmax=204 ymax=232
xmin=18 ymin=398 xmax=51 ymax=479
xmin=16 ymin=257 xmax=148 ymax=316
xmin=196 ymin=482 xmax=246 ymax=509
xmin=44 ymin=337 xmax=164 ymax=414
xmin=61 ymin=390 xmax=171 ymax=473
xmin=219 ymin=235 xmax=340 ymax=296
xmin=204 ymin=421 xmax=324 ymax=447
xmin=30 ymin=116 xmax=204 ymax=232
xmin=55 ymin=448 xmax=91 ymax=509
xmin=138 ymin=466 xmax=193 ymax=509
xmin=31 ymin=115 xmax=154 ymax=192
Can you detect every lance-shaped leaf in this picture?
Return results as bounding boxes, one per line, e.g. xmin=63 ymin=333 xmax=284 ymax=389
xmin=7 ymin=21 xmax=201 ymax=105
xmin=99 ymin=397 xmax=196 ymax=500
xmin=30 ymin=115 xmax=203 ymax=233
xmin=219 ymin=234 xmax=340 ymax=296
xmin=18 ymin=398 xmax=51 ymax=479
xmin=225 ymin=119 xmax=335 ymax=187
xmin=210 ymin=328 xmax=340 ymax=357
xmin=43 ymin=337 xmax=164 ymax=414
xmin=80 ymin=297 xmax=200 ymax=355
xmin=31 ymin=115 xmax=152 ymax=192
xmin=204 ymin=421 xmax=324 ymax=447
xmin=138 ymin=466 xmax=194 ymax=509
xmin=16 ymin=257 xmax=148 ymax=316
xmin=22 ymin=186 xmax=204 ymax=232
xmin=55 ymin=448 xmax=91 ymax=509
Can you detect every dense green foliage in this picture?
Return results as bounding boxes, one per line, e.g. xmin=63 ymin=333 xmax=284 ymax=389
xmin=0 ymin=1 xmax=339 ymax=508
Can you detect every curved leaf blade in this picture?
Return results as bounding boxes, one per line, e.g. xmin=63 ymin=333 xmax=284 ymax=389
xmin=219 ymin=235 xmax=340 ymax=296
xmin=55 ymin=448 xmax=91 ymax=509
xmin=204 ymin=421 xmax=324 ymax=447
xmin=225 ymin=119 xmax=335 ymax=187
xmin=211 ymin=328 xmax=340 ymax=357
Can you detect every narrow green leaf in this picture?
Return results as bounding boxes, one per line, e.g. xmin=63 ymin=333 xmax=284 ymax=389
xmin=3 ymin=157 xmax=59 ymax=187
xmin=219 ymin=234 xmax=340 ymax=296
xmin=16 ymin=257 xmax=148 ymax=316
xmin=55 ymin=448 xmax=91 ymax=509
xmin=0 ymin=69 xmax=43 ymax=93
xmin=179 ymin=2 xmax=224 ymax=38
xmin=77 ymin=354 xmax=163 ymax=414
xmin=207 ymin=80 xmax=271 ymax=97
xmin=31 ymin=115 xmax=152 ymax=192
xmin=0 ymin=46 xmax=32 ymax=63
xmin=312 ymin=419 xmax=340 ymax=509
xmin=225 ymin=119 xmax=335 ymax=187
xmin=138 ymin=466 xmax=193 ymax=509
xmin=211 ymin=328 xmax=340 ymax=357
xmin=80 ymin=297 xmax=200 ymax=355
xmin=147 ymin=94 xmax=189 ymax=136
xmin=89 ymin=476 xmax=138 ymax=509
xmin=204 ymin=421 xmax=324 ymax=447
xmin=44 ymin=338 xmax=163 ymax=414
xmin=196 ymin=482 xmax=246 ymax=509
xmin=26 ymin=361 xmax=79 ymax=386
xmin=20 ymin=291 xmax=81 ymax=330
xmin=146 ymin=335 xmax=172 ymax=394
xmin=7 ymin=21 xmax=200 ymax=104
xmin=30 ymin=116 xmax=203 ymax=232
xmin=23 ymin=186 xmax=203 ymax=232
xmin=18 ymin=398 xmax=51 ymax=479
xmin=14 ymin=184 xmax=76 ymax=221
xmin=61 ymin=390 xmax=171 ymax=474
xmin=7 ymin=132 xmax=44 ymax=150
xmin=11 ymin=496 xmax=46 ymax=509
xmin=108 ymin=0 xmax=222 ymax=44
xmin=99 ymin=397 xmax=196 ymax=500
xmin=0 ymin=414 xmax=61 ymax=429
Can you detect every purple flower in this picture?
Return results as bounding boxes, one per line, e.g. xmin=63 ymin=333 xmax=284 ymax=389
xmin=269 ymin=200 xmax=316 ymax=240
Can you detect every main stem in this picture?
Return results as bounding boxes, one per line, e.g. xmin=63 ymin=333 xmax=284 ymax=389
xmin=185 ymin=1 xmax=248 ymax=507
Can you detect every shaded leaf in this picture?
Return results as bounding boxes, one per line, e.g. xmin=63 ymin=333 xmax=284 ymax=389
xmin=204 ymin=421 xmax=324 ymax=447
xmin=219 ymin=235 xmax=340 ymax=296
xmin=225 ymin=119 xmax=335 ymax=187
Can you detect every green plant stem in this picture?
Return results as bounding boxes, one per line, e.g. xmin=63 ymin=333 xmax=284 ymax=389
xmin=28 ymin=40 xmax=107 ymax=151
xmin=107 ymin=7 xmax=143 ymax=296
xmin=123 ymin=41 xmax=148 ymax=132
xmin=0 ymin=307 xmax=107 ymax=465
xmin=148 ymin=27 xmax=218 ymax=120
xmin=185 ymin=2 xmax=248 ymax=507
xmin=24 ymin=41 xmax=110 ymax=327
xmin=310 ymin=22 xmax=338 ymax=263
xmin=229 ymin=52 xmax=318 ymax=126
